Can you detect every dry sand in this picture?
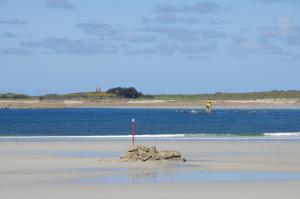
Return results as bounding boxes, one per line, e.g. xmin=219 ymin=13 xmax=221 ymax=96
xmin=1 ymin=139 xmax=300 ymax=199
xmin=1 ymin=99 xmax=300 ymax=109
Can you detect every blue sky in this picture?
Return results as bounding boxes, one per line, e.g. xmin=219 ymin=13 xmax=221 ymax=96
xmin=0 ymin=0 xmax=300 ymax=95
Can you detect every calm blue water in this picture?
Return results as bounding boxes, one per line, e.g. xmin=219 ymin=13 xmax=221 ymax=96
xmin=0 ymin=108 xmax=299 ymax=136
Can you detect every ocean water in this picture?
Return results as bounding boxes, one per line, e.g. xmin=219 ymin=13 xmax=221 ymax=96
xmin=0 ymin=108 xmax=300 ymax=138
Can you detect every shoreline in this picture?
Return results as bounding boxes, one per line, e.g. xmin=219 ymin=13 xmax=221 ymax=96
xmin=1 ymin=134 xmax=300 ymax=141
xmin=1 ymin=99 xmax=300 ymax=109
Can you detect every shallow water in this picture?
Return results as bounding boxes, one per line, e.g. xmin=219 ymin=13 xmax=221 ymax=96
xmin=48 ymin=151 xmax=120 ymax=158
xmin=80 ymin=170 xmax=300 ymax=184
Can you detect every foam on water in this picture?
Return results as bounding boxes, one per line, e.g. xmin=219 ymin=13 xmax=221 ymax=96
xmin=1 ymin=132 xmax=300 ymax=140
xmin=264 ymin=132 xmax=300 ymax=136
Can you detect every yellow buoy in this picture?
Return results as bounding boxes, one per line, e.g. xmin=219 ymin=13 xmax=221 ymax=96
xmin=205 ymin=100 xmax=212 ymax=113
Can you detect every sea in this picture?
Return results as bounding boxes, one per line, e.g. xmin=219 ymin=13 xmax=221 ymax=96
xmin=0 ymin=108 xmax=300 ymax=139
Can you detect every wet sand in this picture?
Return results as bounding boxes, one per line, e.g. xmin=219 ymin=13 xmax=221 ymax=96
xmin=1 ymin=139 xmax=300 ymax=199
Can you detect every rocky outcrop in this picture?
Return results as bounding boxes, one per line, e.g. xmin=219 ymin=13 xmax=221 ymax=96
xmin=121 ymin=145 xmax=186 ymax=162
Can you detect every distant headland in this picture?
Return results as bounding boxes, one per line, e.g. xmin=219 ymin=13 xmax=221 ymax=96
xmin=1 ymin=88 xmax=300 ymax=109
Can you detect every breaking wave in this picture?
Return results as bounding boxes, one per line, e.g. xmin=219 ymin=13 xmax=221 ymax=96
xmin=1 ymin=132 xmax=300 ymax=140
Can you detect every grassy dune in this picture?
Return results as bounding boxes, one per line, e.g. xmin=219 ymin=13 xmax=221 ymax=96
xmin=154 ymin=91 xmax=300 ymax=101
xmin=60 ymin=92 xmax=114 ymax=99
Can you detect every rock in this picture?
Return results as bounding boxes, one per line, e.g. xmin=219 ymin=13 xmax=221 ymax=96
xmin=141 ymin=155 xmax=152 ymax=161
xmin=159 ymin=151 xmax=181 ymax=159
xmin=128 ymin=145 xmax=138 ymax=152
xmin=149 ymin=146 xmax=156 ymax=154
xmin=138 ymin=145 xmax=150 ymax=152
xmin=121 ymin=145 xmax=186 ymax=162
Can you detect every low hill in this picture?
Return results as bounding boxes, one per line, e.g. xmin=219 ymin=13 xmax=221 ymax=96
xmin=42 ymin=92 xmax=114 ymax=100
xmin=154 ymin=90 xmax=300 ymax=101
xmin=1 ymin=90 xmax=300 ymax=101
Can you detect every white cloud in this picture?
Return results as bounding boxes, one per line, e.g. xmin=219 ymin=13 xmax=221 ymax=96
xmin=1 ymin=48 xmax=32 ymax=55
xmin=153 ymin=2 xmax=222 ymax=14
xmin=277 ymin=16 xmax=292 ymax=34
xmin=0 ymin=19 xmax=26 ymax=25
xmin=46 ymin=0 xmax=75 ymax=10
xmin=260 ymin=16 xmax=300 ymax=46
xmin=77 ymin=21 xmax=118 ymax=37
xmin=77 ymin=21 xmax=156 ymax=43
xmin=141 ymin=14 xmax=200 ymax=25
xmin=231 ymin=37 xmax=290 ymax=56
xmin=20 ymin=37 xmax=118 ymax=55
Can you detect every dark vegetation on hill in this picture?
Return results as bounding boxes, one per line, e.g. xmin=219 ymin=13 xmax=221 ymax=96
xmin=1 ymin=89 xmax=300 ymax=100
xmin=0 ymin=87 xmax=152 ymax=100
xmin=106 ymin=87 xmax=153 ymax=99
xmin=0 ymin=93 xmax=30 ymax=99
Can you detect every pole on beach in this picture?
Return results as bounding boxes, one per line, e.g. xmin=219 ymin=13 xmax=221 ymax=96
xmin=131 ymin=118 xmax=135 ymax=145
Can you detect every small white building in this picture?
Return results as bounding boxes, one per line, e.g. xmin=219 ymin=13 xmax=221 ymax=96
xmin=96 ymin=87 xmax=101 ymax=92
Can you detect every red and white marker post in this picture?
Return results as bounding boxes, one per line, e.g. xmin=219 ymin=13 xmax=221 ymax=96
xmin=131 ymin=118 xmax=135 ymax=146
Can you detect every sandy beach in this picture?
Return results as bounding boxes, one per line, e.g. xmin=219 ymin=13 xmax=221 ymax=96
xmin=1 ymin=99 xmax=300 ymax=109
xmin=1 ymin=138 xmax=300 ymax=199
xmin=2 ymin=0 xmax=299 ymax=198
